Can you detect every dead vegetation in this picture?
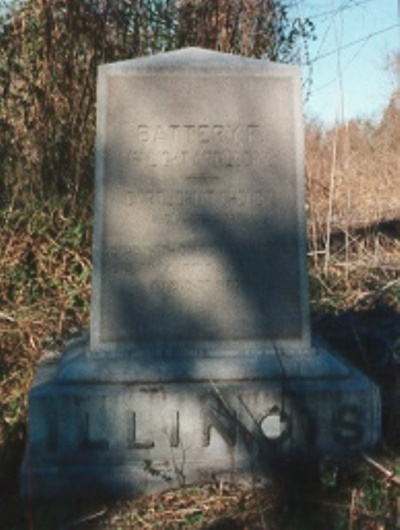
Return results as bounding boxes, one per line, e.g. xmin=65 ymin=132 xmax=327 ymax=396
xmin=305 ymin=83 xmax=400 ymax=314
xmin=0 ymin=107 xmax=399 ymax=528
xmin=0 ymin=1 xmax=399 ymax=527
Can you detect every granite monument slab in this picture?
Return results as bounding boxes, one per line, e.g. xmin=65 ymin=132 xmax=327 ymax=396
xmin=21 ymin=49 xmax=381 ymax=498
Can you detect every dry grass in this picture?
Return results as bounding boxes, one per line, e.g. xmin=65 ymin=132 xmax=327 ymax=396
xmin=306 ymin=92 xmax=400 ymax=239
xmin=0 ymin=33 xmax=399 ymax=529
xmin=0 ymin=3 xmax=398 ymax=528
xmin=0 ymin=0 xmax=311 ymax=202
xmin=0 ymin=120 xmax=399 ymax=527
xmin=305 ymin=91 xmax=400 ymax=314
xmin=0 ymin=199 xmax=92 ymax=496
xmin=0 ymin=113 xmax=399 ymax=528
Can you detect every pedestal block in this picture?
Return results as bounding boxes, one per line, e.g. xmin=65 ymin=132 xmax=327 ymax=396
xmin=21 ymin=338 xmax=380 ymax=499
xmin=21 ymin=48 xmax=382 ymax=499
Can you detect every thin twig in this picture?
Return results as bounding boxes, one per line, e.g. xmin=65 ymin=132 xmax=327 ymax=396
xmin=0 ymin=311 xmax=16 ymax=322
xmin=60 ymin=508 xmax=107 ymax=529
xmin=258 ymin=502 xmax=268 ymax=530
xmin=324 ymin=124 xmax=338 ymax=276
xmin=396 ymin=496 xmax=400 ymax=529
xmin=349 ymin=489 xmax=356 ymax=530
xmin=362 ymin=453 xmax=400 ymax=487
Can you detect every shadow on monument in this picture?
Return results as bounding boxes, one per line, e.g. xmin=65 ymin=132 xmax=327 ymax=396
xmin=100 ymin=141 xmax=305 ymax=353
xmin=71 ymin=131 xmax=380 ymax=497
xmin=21 ymin=49 xmax=381 ymax=506
xmin=313 ymin=306 xmax=400 ymax=446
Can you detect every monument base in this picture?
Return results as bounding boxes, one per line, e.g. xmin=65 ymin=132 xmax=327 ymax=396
xmin=57 ymin=333 xmax=351 ymax=383
xmin=21 ymin=340 xmax=381 ymax=499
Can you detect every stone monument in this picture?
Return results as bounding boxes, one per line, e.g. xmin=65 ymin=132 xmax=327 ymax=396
xmin=21 ymin=48 xmax=381 ymax=498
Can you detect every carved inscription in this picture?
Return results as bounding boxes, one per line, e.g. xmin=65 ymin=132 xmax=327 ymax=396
xmin=124 ymin=123 xmax=262 ymax=170
xmin=97 ymin=70 xmax=305 ymax=346
xmin=332 ymin=405 xmax=364 ymax=447
xmin=170 ymin=411 xmax=180 ymax=448
xmin=127 ymin=148 xmax=257 ymax=169
xmin=125 ymin=189 xmax=272 ymax=208
xmin=43 ymin=400 xmax=58 ymax=452
xmin=81 ymin=412 xmax=109 ymax=451
xmin=202 ymin=395 xmax=237 ymax=448
xmin=72 ymin=402 xmax=366 ymax=455
xmin=133 ymin=124 xmax=260 ymax=144
xmin=127 ymin=411 xmax=155 ymax=450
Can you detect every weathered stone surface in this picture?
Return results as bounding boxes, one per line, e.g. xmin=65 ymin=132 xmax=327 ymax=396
xmin=58 ymin=47 xmax=313 ymax=384
xmin=90 ymin=47 xmax=310 ymax=359
xmin=21 ymin=49 xmax=381 ymax=498
xmin=22 ymin=348 xmax=380 ymax=499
